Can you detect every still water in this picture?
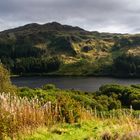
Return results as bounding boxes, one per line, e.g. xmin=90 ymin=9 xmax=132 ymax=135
xmin=11 ymin=76 xmax=140 ymax=92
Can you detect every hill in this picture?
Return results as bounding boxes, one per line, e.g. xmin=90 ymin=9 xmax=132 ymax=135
xmin=0 ymin=22 xmax=140 ymax=77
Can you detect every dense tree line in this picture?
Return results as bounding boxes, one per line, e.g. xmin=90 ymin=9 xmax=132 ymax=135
xmin=1 ymin=56 xmax=61 ymax=75
xmin=0 ymin=41 xmax=45 ymax=58
xmin=113 ymin=54 xmax=140 ymax=77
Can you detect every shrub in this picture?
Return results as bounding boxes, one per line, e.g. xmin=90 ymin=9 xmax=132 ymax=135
xmin=131 ymin=100 xmax=140 ymax=110
xmin=42 ymin=84 xmax=56 ymax=90
xmin=56 ymin=94 xmax=82 ymax=123
xmin=0 ymin=64 xmax=17 ymax=93
xmin=0 ymin=92 xmax=87 ymax=139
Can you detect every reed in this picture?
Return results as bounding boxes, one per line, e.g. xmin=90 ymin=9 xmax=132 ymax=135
xmin=0 ymin=92 xmax=139 ymax=140
xmin=0 ymin=92 xmax=89 ymax=139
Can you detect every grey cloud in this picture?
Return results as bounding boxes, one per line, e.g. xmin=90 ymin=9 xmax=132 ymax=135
xmin=0 ymin=0 xmax=140 ymax=33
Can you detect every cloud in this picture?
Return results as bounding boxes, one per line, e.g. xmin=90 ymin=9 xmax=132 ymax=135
xmin=0 ymin=0 xmax=140 ymax=33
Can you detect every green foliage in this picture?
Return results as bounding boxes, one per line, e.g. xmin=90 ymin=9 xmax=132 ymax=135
xmin=0 ymin=22 xmax=139 ymax=77
xmin=2 ymin=56 xmax=62 ymax=75
xmin=113 ymin=35 xmax=140 ymax=50
xmin=0 ymin=22 xmax=140 ymax=77
xmin=56 ymin=94 xmax=81 ymax=123
xmin=18 ymin=84 xmax=134 ymax=111
xmin=0 ymin=63 xmax=140 ymax=139
xmin=17 ymin=118 xmax=140 ymax=140
xmin=99 ymin=84 xmax=140 ymax=109
xmin=131 ymin=100 xmax=140 ymax=110
xmin=42 ymin=84 xmax=56 ymax=90
xmin=0 ymin=64 xmax=16 ymax=93
xmin=112 ymin=53 xmax=140 ymax=77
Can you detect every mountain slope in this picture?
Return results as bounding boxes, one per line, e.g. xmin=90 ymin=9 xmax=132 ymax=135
xmin=0 ymin=22 xmax=140 ymax=77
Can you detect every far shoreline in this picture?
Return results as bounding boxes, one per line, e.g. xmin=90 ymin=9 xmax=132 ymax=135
xmin=10 ymin=73 xmax=140 ymax=79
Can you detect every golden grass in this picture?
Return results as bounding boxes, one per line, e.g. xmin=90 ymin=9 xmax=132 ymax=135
xmin=0 ymin=92 xmax=90 ymax=139
xmin=0 ymin=92 xmax=139 ymax=140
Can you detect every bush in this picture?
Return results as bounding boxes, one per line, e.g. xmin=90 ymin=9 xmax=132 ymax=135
xmin=42 ymin=84 xmax=56 ymax=90
xmin=56 ymin=94 xmax=82 ymax=123
xmin=132 ymin=100 xmax=140 ymax=110
xmin=0 ymin=64 xmax=17 ymax=93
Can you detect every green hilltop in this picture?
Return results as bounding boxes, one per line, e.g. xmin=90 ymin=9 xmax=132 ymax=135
xmin=0 ymin=22 xmax=140 ymax=77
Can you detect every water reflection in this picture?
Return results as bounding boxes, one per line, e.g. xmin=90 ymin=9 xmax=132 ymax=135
xmin=11 ymin=76 xmax=140 ymax=92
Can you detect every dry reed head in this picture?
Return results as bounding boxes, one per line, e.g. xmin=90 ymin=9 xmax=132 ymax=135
xmin=0 ymin=92 xmax=56 ymax=139
xmin=0 ymin=92 xmax=87 ymax=139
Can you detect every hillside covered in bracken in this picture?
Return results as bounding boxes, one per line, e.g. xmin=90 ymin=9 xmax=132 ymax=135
xmin=0 ymin=22 xmax=140 ymax=77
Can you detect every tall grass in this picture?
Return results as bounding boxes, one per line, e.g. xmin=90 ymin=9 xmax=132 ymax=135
xmin=0 ymin=92 xmax=139 ymax=140
xmin=0 ymin=92 xmax=90 ymax=139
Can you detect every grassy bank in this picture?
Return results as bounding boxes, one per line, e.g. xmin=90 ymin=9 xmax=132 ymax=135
xmin=18 ymin=118 xmax=140 ymax=140
xmin=0 ymin=90 xmax=140 ymax=140
xmin=0 ymin=64 xmax=140 ymax=139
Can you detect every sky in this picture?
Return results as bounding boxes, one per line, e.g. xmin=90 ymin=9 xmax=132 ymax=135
xmin=0 ymin=0 xmax=140 ymax=33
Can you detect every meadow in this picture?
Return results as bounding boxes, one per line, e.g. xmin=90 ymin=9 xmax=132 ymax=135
xmin=0 ymin=89 xmax=140 ymax=140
